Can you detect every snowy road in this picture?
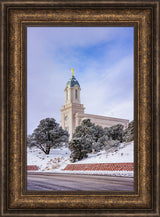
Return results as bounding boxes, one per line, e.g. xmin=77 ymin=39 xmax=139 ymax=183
xmin=27 ymin=172 xmax=134 ymax=191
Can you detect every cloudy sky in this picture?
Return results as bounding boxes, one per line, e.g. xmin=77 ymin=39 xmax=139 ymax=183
xmin=27 ymin=27 xmax=134 ymax=135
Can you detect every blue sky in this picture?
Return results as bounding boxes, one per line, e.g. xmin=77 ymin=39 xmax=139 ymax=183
xmin=27 ymin=27 xmax=134 ymax=135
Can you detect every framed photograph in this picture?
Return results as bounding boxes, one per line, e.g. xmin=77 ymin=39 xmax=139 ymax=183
xmin=0 ymin=0 xmax=159 ymax=216
xmin=27 ymin=26 xmax=134 ymax=192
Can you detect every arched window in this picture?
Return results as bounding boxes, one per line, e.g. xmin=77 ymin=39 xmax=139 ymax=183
xmin=66 ymin=91 xmax=68 ymax=100
xmin=75 ymin=89 xmax=78 ymax=99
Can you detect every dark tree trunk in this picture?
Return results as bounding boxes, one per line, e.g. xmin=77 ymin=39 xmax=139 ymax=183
xmin=45 ymin=144 xmax=50 ymax=155
xmin=38 ymin=143 xmax=50 ymax=155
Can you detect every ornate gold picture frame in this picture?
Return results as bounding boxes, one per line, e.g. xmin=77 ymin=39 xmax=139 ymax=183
xmin=0 ymin=0 xmax=159 ymax=216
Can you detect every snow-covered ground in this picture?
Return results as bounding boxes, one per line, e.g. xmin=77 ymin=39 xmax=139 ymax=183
xmin=27 ymin=141 xmax=134 ymax=177
xmin=27 ymin=147 xmax=71 ymax=171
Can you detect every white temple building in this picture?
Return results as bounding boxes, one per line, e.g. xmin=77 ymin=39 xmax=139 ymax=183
xmin=61 ymin=70 xmax=129 ymax=139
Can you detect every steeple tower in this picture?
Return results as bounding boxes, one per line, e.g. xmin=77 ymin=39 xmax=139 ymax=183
xmin=61 ymin=69 xmax=85 ymax=139
xmin=61 ymin=69 xmax=129 ymax=140
xmin=64 ymin=69 xmax=81 ymax=105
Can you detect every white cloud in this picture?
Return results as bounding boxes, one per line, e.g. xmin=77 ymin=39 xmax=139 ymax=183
xmin=80 ymin=54 xmax=133 ymax=121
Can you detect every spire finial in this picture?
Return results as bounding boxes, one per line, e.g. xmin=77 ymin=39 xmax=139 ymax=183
xmin=71 ymin=68 xmax=74 ymax=77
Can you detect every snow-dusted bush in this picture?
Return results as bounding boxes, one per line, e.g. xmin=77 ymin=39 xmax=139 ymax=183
xmin=27 ymin=134 xmax=36 ymax=148
xmin=69 ymin=120 xmax=129 ymax=161
xmin=69 ymin=138 xmax=88 ymax=163
xmin=104 ymin=124 xmax=124 ymax=142
xmin=28 ymin=118 xmax=69 ymax=154
xmin=92 ymin=135 xmax=109 ymax=153
xmin=72 ymin=119 xmax=106 ymax=153
xmin=73 ymin=119 xmax=96 ymax=153
xmin=122 ymin=120 xmax=134 ymax=142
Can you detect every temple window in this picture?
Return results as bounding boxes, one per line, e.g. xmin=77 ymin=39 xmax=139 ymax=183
xmin=75 ymin=89 xmax=78 ymax=99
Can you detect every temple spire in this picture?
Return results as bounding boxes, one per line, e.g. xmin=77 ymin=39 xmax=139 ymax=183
xmin=71 ymin=68 xmax=74 ymax=77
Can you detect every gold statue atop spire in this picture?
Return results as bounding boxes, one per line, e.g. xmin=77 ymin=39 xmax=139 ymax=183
xmin=71 ymin=68 xmax=74 ymax=76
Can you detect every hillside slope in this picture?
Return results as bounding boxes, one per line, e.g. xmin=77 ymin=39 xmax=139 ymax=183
xmin=27 ymin=141 xmax=134 ymax=177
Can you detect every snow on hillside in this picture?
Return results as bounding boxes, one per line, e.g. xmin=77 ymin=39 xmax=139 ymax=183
xmin=74 ymin=141 xmax=133 ymax=164
xmin=27 ymin=147 xmax=71 ymax=171
xmin=27 ymin=141 xmax=134 ymax=177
